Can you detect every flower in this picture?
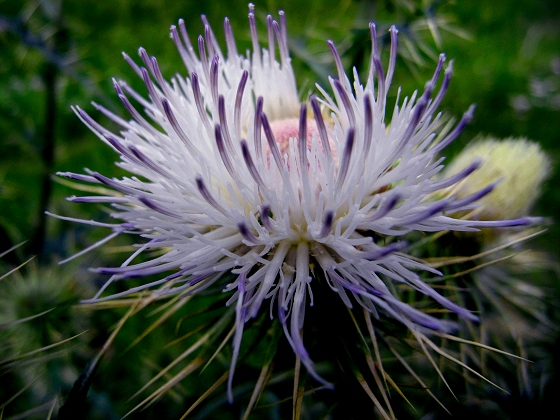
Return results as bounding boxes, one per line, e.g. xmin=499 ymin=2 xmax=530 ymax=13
xmin=50 ymin=5 xmax=537 ymax=398
xmin=435 ymin=137 xmax=552 ymax=401
xmin=441 ymin=137 xmax=551 ymax=221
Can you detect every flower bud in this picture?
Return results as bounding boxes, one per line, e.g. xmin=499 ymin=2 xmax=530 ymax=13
xmin=444 ymin=137 xmax=550 ymax=220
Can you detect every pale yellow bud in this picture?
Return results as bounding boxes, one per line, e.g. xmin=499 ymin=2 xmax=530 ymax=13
xmin=443 ymin=137 xmax=550 ymax=220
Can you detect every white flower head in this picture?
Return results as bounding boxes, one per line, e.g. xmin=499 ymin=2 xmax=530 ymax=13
xmin=51 ymin=5 xmax=537 ymax=397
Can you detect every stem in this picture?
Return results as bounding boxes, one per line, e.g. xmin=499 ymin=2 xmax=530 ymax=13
xmin=30 ymin=60 xmax=57 ymax=257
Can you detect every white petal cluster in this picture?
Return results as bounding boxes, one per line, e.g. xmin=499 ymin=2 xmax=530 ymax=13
xmin=52 ymin=6 xmax=535 ymax=392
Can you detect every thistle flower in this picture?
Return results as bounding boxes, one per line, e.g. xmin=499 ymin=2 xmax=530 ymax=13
xmin=50 ymin=6 xmax=537 ymax=399
xmin=442 ymin=137 xmax=551 ymax=221
xmin=0 ymin=246 xmax=90 ymax=418
xmin=433 ymin=138 xmax=553 ymax=406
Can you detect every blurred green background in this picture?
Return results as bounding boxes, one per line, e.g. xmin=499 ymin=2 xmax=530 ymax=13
xmin=0 ymin=0 xmax=559 ymax=418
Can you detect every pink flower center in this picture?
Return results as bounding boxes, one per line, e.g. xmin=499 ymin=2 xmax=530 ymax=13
xmin=267 ymin=118 xmax=335 ymax=168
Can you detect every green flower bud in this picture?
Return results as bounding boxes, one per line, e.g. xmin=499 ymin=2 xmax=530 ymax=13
xmin=444 ymin=137 xmax=550 ymax=220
